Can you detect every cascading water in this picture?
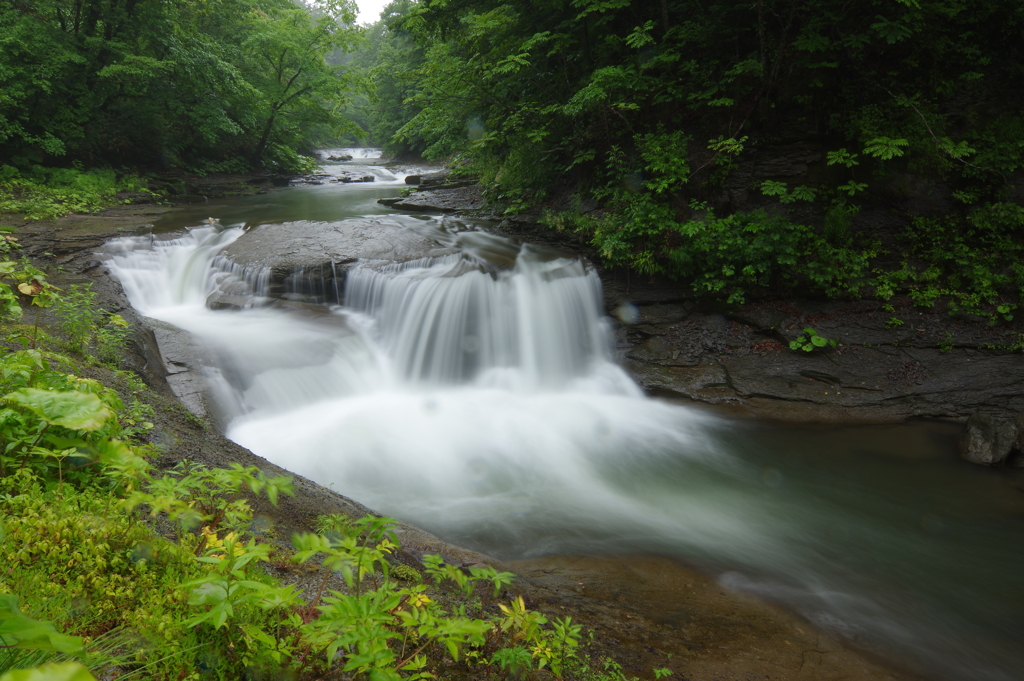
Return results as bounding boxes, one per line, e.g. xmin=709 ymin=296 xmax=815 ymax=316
xmin=104 ymin=186 xmax=1023 ymax=681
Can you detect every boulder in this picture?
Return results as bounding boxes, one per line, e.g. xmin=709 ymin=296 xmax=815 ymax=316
xmin=378 ymin=185 xmax=485 ymax=213
xmin=212 ymin=217 xmax=457 ymax=307
xmin=958 ymin=412 xmax=1018 ymax=465
xmin=418 ymin=169 xmax=450 ymax=186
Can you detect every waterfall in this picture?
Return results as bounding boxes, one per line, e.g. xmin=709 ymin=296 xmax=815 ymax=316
xmin=344 ymin=251 xmax=622 ymax=390
xmin=104 ymin=221 xmax=1024 ymax=681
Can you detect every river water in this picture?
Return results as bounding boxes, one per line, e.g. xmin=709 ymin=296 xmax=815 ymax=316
xmin=104 ymin=150 xmax=1024 ymax=681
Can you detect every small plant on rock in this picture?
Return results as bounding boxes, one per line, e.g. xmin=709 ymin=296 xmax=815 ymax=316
xmin=789 ymin=328 xmax=837 ymax=352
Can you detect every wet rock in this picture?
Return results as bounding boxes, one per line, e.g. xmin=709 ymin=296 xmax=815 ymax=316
xmin=215 ymin=218 xmax=457 ymax=306
xmin=418 ymin=169 xmax=450 ymax=186
xmin=147 ymin=320 xmax=210 ymax=417
xmin=605 ymin=289 xmax=1024 ymax=424
xmin=380 ymin=185 xmax=486 ymax=212
xmin=222 ymin=217 xmax=450 ymax=270
xmin=327 ymin=154 xmax=353 ymax=161
xmin=401 ymin=170 xmax=453 ymax=186
xmin=959 ymin=412 xmax=1017 ymax=465
xmin=330 ymin=173 xmax=374 ymax=183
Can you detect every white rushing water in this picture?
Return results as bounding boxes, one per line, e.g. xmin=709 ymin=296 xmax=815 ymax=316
xmin=105 ymin=213 xmax=1023 ymax=681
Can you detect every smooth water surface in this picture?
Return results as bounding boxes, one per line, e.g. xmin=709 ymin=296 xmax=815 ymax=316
xmin=105 ymin=152 xmax=1024 ymax=681
xmin=151 ymin=149 xmax=437 ymax=231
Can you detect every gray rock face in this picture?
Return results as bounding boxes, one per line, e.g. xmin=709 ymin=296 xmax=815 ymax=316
xmin=212 ymin=218 xmax=455 ymax=306
xmin=223 ymin=218 xmax=449 ymax=270
xmin=379 ymin=185 xmax=485 ymax=212
xmin=292 ymin=171 xmax=374 ymax=185
xmin=404 ymin=170 xmax=450 ymax=186
xmin=600 ymin=274 xmax=1024 ymax=425
xmin=959 ymin=412 xmax=1018 ymax=465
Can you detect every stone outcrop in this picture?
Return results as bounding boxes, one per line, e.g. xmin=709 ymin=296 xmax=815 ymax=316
xmin=600 ymin=278 xmax=1024 ymax=426
xmin=378 ymin=184 xmax=486 ymax=212
xmin=958 ymin=412 xmax=1018 ymax=465
xmin=404 ymin=169 xmax=450 ymax=185
xmin=292 ymin=171 xmax=374 ymax=185
xmin=210 ymin=218 xmax=456 ymax=306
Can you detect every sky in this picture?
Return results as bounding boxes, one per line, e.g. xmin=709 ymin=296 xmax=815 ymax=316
xmin=355 ymin=0 xmax=391 ymax=24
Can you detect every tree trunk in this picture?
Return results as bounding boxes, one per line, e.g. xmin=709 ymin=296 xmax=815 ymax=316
xmin=251 ymin=110 xmax=277 ymax=167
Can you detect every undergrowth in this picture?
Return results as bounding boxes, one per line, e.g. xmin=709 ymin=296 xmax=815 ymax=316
xmin=0 ymin=166 xmax=153 ymax=220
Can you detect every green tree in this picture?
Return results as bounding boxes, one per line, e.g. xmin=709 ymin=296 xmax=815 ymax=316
xmin=0 ymin=0 xmax=363 ymax=171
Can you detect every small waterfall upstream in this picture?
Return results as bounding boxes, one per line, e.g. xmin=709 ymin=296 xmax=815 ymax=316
xmin=105 ymin=217 xmax=1023 ymax=681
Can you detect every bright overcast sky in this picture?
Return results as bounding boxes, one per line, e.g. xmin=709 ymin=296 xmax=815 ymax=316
xmin=355 ymin=0 xmax=391 ymax=24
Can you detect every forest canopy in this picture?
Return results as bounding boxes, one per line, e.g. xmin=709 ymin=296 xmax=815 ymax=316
xmin=350 ymin=0 xmax=1024 ymax=312
xmin=0 ymin=0 xmax=361 ymax=172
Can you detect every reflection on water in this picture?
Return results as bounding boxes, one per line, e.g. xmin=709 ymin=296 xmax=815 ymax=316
xmin=105 ymin=154 xmax=1024 ymax=681
xmin=152 ymin=151 xmax=440 ymax=232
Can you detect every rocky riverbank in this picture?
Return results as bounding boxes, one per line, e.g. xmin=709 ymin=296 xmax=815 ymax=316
xmin=1 ymin=191 xmax=930 ymax=681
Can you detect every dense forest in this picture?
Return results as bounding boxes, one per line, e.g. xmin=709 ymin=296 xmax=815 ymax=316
xmin=3 ymin=0 xmax=1024 ymax=315
xmin=349 ymin=0 xmax=1024 ymax=318
xmin=0 ymin=0 xmax=361 ymax=172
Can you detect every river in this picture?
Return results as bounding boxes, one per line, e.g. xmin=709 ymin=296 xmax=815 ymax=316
xmin=103 ymin=149 xmax=1024 ymax=681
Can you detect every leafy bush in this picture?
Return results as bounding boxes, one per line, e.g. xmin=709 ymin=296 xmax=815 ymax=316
xmin=52 ymin=284 xmax=130 ymax=363
xmin=0 ymin=167 xmax=151 ymax=220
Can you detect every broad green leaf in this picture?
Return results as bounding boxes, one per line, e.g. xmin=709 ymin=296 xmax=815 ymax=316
xmin=0 ymin=663 xmax=96 ymax=681
xmin=0 ymin=594 xmax=84 ymax=654
xmin=4 ymin=390 xmax=113 ymax=431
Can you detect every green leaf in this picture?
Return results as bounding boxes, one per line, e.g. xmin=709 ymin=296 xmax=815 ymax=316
xmin=239 ymin=623 xmax=276 ymax=647
xmin=863 ymin=137 xmax=909 ymax=161
xmin=4 ymin=389 xmax=113 ymax=431
xmin=0 ymin=663 xmax=96 ymax=681
xmin=0 ymin=595 xmax=84 ymax=654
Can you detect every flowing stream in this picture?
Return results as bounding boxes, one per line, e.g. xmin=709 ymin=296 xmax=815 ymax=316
xmin=104 ymin=150 xmax=1024 ymax=681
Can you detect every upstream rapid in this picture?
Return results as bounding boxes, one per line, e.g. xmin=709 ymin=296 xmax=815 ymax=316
xmin=104 ymin=150 xmax=1024 ymax=681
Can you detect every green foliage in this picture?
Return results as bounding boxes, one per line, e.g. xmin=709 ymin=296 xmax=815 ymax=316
xmin=0 ymin=168 xmax=149 ymax=220
xmin=0 ymin=594 xmax=84 ymax=655
xmin=870 ymin=208 xmax=1024 ymax=321
xmin=863 ymin=137 xmax=909 ymax=161
xmin=788 ymin=328 xmax=837 ymax=353
xmin=53 ymin=285 xmax=129 ymax=363
xmin=0 ymin=662 xmax=96 ymax=681
xmin=127 ymin=461 xmax=295 ymax=538
xmin=346 ymin=0 xmax=1024 ymax=315
xmin=0 ymin=596 xmax=96 ymax=681
xmin=0 ymin=0 xmax=362 ymax=172
xmin=759 ymin=181 xmax=817 ymax=204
